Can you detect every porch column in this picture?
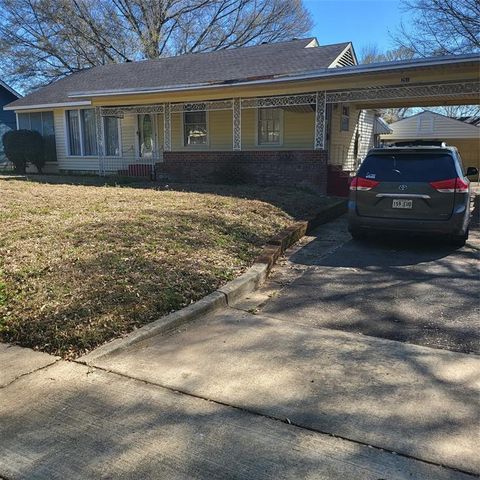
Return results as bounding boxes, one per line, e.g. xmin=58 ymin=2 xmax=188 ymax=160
xmin=95 ymin=107 xmax=105 ymax=175
xmin=314 ymin=91 xmax=326 ymax=150
xmin=164 ymin=102 xmax=171 ymax=151
xmin=233 ymin=97 xmax=241 ymax=151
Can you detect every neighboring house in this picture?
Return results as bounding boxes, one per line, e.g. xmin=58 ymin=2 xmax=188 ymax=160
xmin=381 ymin=111 xmax=480 ymax=171
xmin=4 ymin=38 xmax=479 ymax=192
xmin=0 ymin=80 xmax=20 ymax=163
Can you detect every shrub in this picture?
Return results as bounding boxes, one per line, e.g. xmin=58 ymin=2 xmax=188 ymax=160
xmin=2 ymin=130 xmax=45 ymax=174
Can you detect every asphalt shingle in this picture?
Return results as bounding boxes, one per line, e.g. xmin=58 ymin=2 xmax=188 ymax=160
xmin=8 ymin=38 xmax=349 ymax=108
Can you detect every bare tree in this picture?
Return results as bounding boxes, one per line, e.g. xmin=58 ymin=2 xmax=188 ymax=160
xmin=360 ymin=44 xmax=415 ymax=64
xmin=0 ymin=0 xmax=312 ymax=90
xmin=393 ymin=0 xmax=480 ymax=56
xmin=359 ymin=45 xmax=416 ymax=122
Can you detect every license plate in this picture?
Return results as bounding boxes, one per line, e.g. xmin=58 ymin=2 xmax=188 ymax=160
xmin=392 ymin=199 xmax=413 ymax=209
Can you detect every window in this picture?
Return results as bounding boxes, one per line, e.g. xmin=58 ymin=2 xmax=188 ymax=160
xmin=81 ymin=109 xmax=97 ymax=156
xmin=358 ymin=153 xmax=456 ymax=182
xmin=341 ymin=106 xmax=350 ymax=131
xmin=104 ymin=117 xmax=120 ymax=157
xmin=66 ymin=109 xmax=120 ymax=157
xmin=258 ymin=108 xmax=282 ymax=145
xmin=183 ymin=111 xmax=207 ymax=146
xmin=17 ymin=111 xmax=57 ymax=162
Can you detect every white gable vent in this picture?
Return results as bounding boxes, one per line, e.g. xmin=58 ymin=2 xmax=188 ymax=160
xmin=329 ymin=44 xmax=357 ymax=68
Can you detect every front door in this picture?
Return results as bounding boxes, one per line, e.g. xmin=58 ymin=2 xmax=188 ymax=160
xmin=137 ymin=114 xmax=157 ymax=160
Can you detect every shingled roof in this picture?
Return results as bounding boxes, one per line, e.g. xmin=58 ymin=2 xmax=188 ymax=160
xmin=7 ymin=38 xmax=352 ymax=109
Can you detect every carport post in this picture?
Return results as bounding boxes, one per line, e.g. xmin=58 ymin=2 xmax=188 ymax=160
xmin=314 ymin=91 xmax=327 ymax=150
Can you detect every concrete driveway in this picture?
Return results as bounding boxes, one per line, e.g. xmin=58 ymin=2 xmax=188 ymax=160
xmin=1 ymin=215 xmax=479 ymax=479
xmin=258 ymin=218 xmax=480 ymax=354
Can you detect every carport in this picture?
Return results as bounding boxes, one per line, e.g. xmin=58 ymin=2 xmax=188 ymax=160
xmin=317 ymin=53 xmax=479 ymax=191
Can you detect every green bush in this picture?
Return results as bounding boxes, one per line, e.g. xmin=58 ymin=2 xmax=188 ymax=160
xmin=2 ymin=130 xmax=45 ymax=174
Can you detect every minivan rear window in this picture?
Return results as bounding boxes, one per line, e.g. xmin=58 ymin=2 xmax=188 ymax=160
xmin=358 ymin=153 xmax=457 ymax=182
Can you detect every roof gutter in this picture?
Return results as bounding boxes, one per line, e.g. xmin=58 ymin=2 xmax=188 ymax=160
xmin=4 ymin=100 xmax=91 ymax=111
xmin=66 ymin=54 xmax=480 ymax=99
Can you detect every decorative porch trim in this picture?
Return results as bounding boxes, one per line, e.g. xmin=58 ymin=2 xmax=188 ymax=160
xmin=314 ymin=91 xmax=326 ymax=150
xmin=164 ymin=102 xmax=172 ymax=152
xmin=170 ymin=99 xmax=233 ymax=112
xmin=100 ymin=104 xmax=164 ymax=117
xmin=233 ymin=98 xmax=241 ymax=151
xmin=241 ymin=93 xmax=316 ymax=109
xmin=325 ymin=80 xmax=480 ymax=103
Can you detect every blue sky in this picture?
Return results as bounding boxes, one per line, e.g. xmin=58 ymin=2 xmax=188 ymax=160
xmin=303 ymin=0 xmax=408 ymax=57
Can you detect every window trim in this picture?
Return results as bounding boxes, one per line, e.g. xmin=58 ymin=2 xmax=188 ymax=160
xmin=255 ymin=107 xmax=284 ymax=147
xmin=182 ymin=110 xmax=209 ymax=148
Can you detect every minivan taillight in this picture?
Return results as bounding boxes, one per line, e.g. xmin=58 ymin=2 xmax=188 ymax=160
xmin=429 ymin=178 xmax=468 ymax=193
xmin=350 ymin=176 xmax=380 ymax=191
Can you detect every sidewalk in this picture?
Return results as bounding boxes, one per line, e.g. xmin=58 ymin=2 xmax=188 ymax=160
xmin=0 ymin=347 xmax=475 ymax=480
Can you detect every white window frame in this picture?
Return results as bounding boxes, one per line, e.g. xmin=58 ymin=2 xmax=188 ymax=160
xmin=255 ymin=107 xmax=284 ymax=147
xmin=103 ymin=116 xmax=123 ymax=158
xmin=182 ymin=110 xmax=209 ymax=148
xmin=65 ymin=108 xmax=122 ymax=158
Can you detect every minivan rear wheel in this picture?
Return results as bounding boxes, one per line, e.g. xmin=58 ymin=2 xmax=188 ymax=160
xmin=450 ymin=229 xmax=469 ymax=247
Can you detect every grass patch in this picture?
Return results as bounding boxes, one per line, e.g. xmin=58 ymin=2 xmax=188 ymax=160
xmin=0 ymin=176 xmax=335 ymax=358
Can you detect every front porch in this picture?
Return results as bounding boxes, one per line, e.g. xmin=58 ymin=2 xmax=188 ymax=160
xmin=90 ymin=93 xmax=329 ymax=190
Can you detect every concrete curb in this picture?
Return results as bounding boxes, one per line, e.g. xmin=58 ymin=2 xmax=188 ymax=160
xmin=79 ymin=198 xmax=347 ymax=363
xmin=81 ymin=291 xmax=227 ymax=363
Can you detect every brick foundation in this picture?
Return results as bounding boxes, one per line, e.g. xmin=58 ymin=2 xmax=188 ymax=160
xmin=159 ymin=150 xmax=328 ymax=192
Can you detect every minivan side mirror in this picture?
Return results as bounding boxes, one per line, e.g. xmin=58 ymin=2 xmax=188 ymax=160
xmin=466 ymin=166 xmax=479 ymax=177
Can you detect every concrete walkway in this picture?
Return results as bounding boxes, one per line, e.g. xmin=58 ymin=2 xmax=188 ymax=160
xmin=1 ymin=216 xmax=479 ymax=479
xmin=3 ymin=358 xmax=475 ymax=480
xmin=92 ymin=308 xmax=480 ymax=475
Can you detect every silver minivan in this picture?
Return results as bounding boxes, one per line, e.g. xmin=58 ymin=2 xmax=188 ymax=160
xmin=348 ymin=146 xmax=478 ymax=246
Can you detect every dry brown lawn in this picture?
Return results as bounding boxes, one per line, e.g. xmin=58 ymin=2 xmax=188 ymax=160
xmin=0 ymin=176 xmax=333 ymax=358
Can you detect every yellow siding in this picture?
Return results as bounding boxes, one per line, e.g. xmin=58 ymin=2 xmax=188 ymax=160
xmin=283 ymin=109 xmax=314 ymax=149
xmin=211 ymin=110 xmax=232 ymax=150
xmin=241 ymin=109 xmax=255 ymax=148
xmin=329 ymin=105 xmax=375 ymax=171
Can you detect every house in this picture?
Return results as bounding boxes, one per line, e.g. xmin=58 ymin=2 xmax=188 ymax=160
xmin=4 ymin=38 xmax=479 ymax=192
xmin=0 ymin=80 xmax=20 ymax=163
xmin=380 ymin=111 xmax=480 ymax=171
